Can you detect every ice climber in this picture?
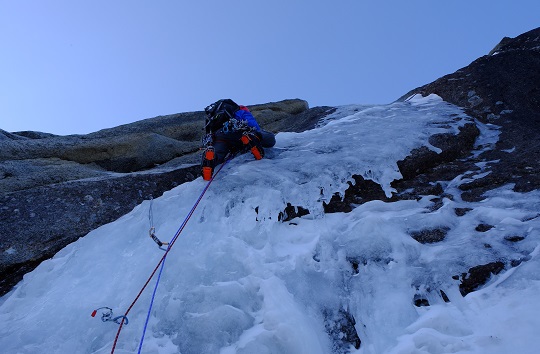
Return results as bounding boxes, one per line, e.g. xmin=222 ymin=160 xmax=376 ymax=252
xmin=201 ymin=99 xmax=276 ymax=181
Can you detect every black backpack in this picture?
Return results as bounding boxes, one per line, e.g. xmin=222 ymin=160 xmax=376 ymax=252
xmin=204 ymin=99 xmax=240 ymax=133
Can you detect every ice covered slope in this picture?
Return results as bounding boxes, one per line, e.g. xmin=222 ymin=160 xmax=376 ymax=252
xmin=1 ymin=95 xmax=539 ymax=354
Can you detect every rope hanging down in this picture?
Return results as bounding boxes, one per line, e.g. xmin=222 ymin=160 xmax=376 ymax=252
xmin=110 ymin=158 xmax=231 ymax=354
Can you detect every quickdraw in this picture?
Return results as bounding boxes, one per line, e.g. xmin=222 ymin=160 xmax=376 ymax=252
xmin=91 ymin=307 xmax=129 ymax=325
xmin=148 ymin=198 xmax=168 ymax=250
xmin=149 ymin=227 xmax=168 ymax=250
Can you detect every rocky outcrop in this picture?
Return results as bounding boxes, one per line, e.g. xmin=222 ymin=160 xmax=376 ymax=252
xmin=400 ymin=26 xmax=540 ymax=199
xmin=323 ymin=122 xmax=480 ymax=213
xmin=0 ymin=99 xmax=335 ymax=296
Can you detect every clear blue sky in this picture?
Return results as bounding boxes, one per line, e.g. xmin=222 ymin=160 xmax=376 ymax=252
xmin=1 ymin=1 xmax=539 ymax=135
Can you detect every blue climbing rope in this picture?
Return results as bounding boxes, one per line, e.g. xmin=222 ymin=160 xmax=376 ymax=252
xmin=137 ymin=256 xmax=166 ymax=354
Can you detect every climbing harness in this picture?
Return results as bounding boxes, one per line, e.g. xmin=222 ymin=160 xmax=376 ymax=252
xmin=109 ymin=156 xmax=232 ymax=354
xmin=148 ymin=197 xmax=168 ymax=250
xmin=91 ymin=307 xmax=129 ymax=325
